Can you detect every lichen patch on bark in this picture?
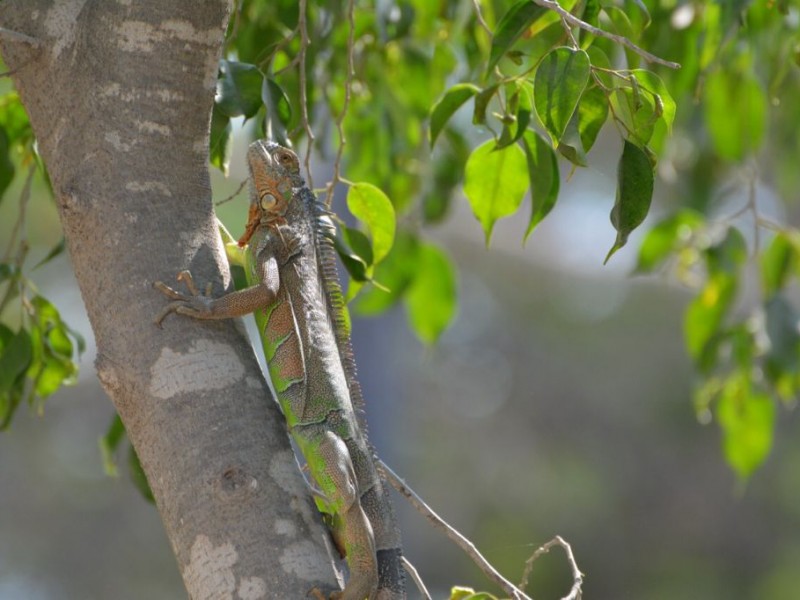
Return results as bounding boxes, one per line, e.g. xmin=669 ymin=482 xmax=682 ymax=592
xmin=273 ymin=518 xmax=297 ymax=538
xmin=150 ymin=339 xmax=245 ymax=399
xmin=280 ymin=540 xmax=337 ymax=582
xmin=135 ymin=119 xmax=171 ymax=136
xmin=44 ymin=0 xmax=87 ymax=58
xmin=125 ymin=180 xmax=172 ymax=196
xmin=184 ymin=535 xmax=238 ymax=599
xmin=236 ymin=577 xmax=267 ymax=600
xmin=116 ymin=18 xmax=220 ymax=53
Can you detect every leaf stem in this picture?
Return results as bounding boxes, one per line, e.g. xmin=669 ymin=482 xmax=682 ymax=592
xmin=471 ymin=0 xmax=493 ymax=37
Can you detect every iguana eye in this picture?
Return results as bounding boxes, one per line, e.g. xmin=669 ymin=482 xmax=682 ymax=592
xmin=260 ymin=193 xmax=277 ymax=210
xmin=275 ymin=149 xmax=300 ymax=173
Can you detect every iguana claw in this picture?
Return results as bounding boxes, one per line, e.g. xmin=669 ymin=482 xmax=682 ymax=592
xmin=153 ymin=270 xmax=215 ymax=327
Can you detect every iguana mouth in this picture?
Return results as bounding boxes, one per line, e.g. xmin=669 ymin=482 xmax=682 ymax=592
xmin=238 ymin=141 xmax=293 ymax=247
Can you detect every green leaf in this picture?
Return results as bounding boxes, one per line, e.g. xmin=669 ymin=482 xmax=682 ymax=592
xmin=333 ymin=235 xmax=369 ymax=282
xmin=557 ymin=85 xmax=609 ymax=166
xmin=0 ymin=126 xmax=14 ymax=204
xmin=0 ymin=328 xmax=32 ymax=396
xmin=764 ymin=295 xmax=800 ymax=381
xmin=635 ymin=209 xmax=705 ymax=273
xmin=216 ymin=60 xmax=263 ymax=119
xmin=128 ymin=444 xmax=155 ymax=503
xmin=0 ymin=263 xmax=19 ymax=283
xmin=429 ymin=83 xmax=480 ymax=149
xmin=346 ymin=182 xmax=396 ymax=264
xmin=352 ymin=231 xmax=419 ymax=316
xmin=404 ymin=242 xmax=456 ymax=344
xmin=0 ymin=93 xmax=33 ymax=151
xmin=609 ymin=85 xmax=657 ymax=147
xmin=707 ymin=227 xmax=747 ymax=275
xmin=521 ymin=130 xmax=560 ymax=240
xmin=219 ymin=220 xmax=247 ymax=267
xmin=0 ymin=324 xmax=26 ymax=429
xmin=704 ymin=69 xmax=766 ymax=161
xmin=496 ymin=80 xmax=533 ymax=150
xmin=99 ymin=414 xmax=126 ymax=477
xmin=34 ymin=355 xmax=74 ymax=398
xmin=630 ymin=70 xmax=676 ymax=133
xmin=683 ymin=230 xmax=747 ymax=372
xmin=717 ymin=373 xmax=775 ymax=480
xmin=342 ymin=226 xmax=374 ymax=269
xmin=472 ymin=84 xmax=499 ymax=125
xmin=486 ymin=1 xmax=548 ymax=75
xmin=463 ymin=140 xmax=529 ymax=245
xmin=449 ymin=587 xmax=499 ymax=600
xmin=262 ymin=77 xmax=292 ymax=146
xmin=209 ymin=104 xmax=232 ymax=175
xmin=32 ymin=238 xmax=66 ymax=270
xmin=605 ymin=140 xmax=655 ymax=263
xmin=26 ymin=296 xmax=80 ymax=399
xmin=684 ymin=272 xmax=736 ymax=371
xmin=761 ymin=232 xmax=799 ymax=298
xmin=534 ymin=47 xmax=591 ymax=144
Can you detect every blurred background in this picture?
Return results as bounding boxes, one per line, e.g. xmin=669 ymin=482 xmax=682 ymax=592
xmin=2 ymin=121 xmax=799 ymax=600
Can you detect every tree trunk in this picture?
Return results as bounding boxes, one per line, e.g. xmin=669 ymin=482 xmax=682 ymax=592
xmin=0 ymin=1 xmax=340 ymax=597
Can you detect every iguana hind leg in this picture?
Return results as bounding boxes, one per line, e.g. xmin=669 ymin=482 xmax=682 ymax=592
xmin=317 ymin=431 xmax=378 ymax=600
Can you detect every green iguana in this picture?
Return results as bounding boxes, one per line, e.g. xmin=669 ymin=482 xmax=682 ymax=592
xmin=154 ymin=140 xmax=405 ymax=600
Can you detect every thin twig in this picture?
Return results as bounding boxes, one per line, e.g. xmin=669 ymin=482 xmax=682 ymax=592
xmin=0 ymin=27 xmax=41 ymax=48
xmin=0 ymin=162 xmax=36 ymax=316
xmin=298 ymin=0 xmax=315 ymax=187
xmin=471 ymin=0 xmax=493 ymax=37
xmin=324 ymin=0 xmax=356 ymax=208
xmin=532 ymin=0 xmax=681 ymax=69
xmin=401 ymin=557 xmax=432 ymax=600
xmin=378 ymin=460 xmax=531 ymax=600
xmin=2 ymin=161 xmax=36 ymax=262
xmin=519 ymin=536 xmax=583 ymax=600
xmin=214 ymin=178 xmax=248 ymax=206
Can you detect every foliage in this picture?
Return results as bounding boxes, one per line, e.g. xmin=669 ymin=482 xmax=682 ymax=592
xmin=2 ymin=0 xmax=799 ymax=494
xmin=214 ymin=0 xmax=799 ymax=484
xmin=0 ymin=94 xmax=83 ymax=432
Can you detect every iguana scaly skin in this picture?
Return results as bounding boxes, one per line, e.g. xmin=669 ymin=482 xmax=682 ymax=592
xmin=154 ymin=140 xmax=404 ymax=600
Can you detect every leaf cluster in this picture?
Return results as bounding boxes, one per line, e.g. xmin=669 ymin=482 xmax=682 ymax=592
xmin=0 ymin=93 xmax=82 ymax=431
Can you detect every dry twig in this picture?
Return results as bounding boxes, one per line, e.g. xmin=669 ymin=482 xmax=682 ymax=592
xmin=471 ymin=0 xmax=493 ymax=37
xmin=401 ymin=557 xmax=432 ymax=600
xmin=214 ymin=178 xmax=248 ymax=207
xmin=379 ymin=460 xmax=531 ymax=600
xmin=519 ymin=535 xmax=584 ymax=600
xmin=297 ymin=0 xmax=315 ymax=187
xmin=324 ymin=0 xmax=356 ymax=208
xmin=532 ymin=0 xmax=680 ymax=69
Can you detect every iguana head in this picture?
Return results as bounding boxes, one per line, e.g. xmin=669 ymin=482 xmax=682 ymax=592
xmin=239 ymin=140 xmax=302 ymax=247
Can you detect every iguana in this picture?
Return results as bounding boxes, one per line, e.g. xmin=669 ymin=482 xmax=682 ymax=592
xmin=154 ymin=140 xmax=405 ymax=600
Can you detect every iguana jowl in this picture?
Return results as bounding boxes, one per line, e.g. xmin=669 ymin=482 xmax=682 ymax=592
xmin=154 ymin=140 xmax=405 ymax=600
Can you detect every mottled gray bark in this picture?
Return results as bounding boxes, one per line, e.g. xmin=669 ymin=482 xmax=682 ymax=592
xmin=0 ymin=1 xmax=339 ymax=598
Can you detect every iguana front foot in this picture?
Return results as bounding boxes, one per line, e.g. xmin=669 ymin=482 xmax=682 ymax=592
xmin=153 ymin=270 xmax=216 ymax=327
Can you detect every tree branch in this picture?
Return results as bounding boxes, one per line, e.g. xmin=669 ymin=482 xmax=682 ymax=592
xmin=520 ymin=536 xmax=584 ymax=600
xmin=379 ymin=460 xmax=532 ymax=600
xmin=401 ymin=557 xmax=432 ymax=600
xmin=532 ymin=0 xmax=681 ymax=69
xmin=0 ymin=27 xmax=41 ymax=48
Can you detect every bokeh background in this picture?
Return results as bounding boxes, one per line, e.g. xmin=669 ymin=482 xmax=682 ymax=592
xmin=2 ymin=121 xmax=799 ymax=600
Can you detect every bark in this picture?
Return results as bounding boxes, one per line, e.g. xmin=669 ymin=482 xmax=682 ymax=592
xmin=0 ymin=1 xmax=340 ymax=598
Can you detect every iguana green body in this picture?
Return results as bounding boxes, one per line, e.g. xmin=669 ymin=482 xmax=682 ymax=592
xmin=155 ymin=140 xmax=404 ymax=599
